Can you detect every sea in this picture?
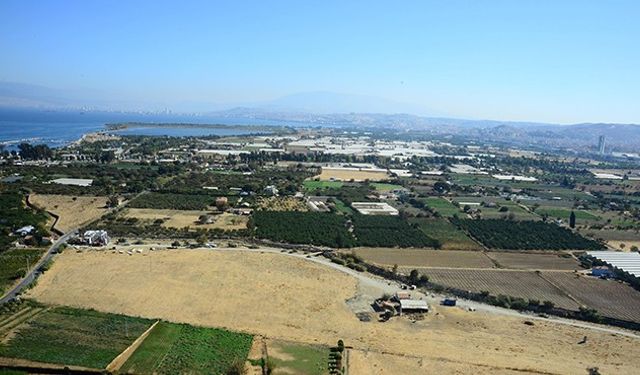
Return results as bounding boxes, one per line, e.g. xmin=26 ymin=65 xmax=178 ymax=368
xmin=0 ymin=108 xmax=295 ymax=150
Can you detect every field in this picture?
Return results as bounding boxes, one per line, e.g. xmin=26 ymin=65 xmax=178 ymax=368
xmin=421 ymin=197 xmax=461 ymax=217
xmin=423 ymin=269 xmax=580 ymax=310
xmin=123 ymin=209 xmax=248 ymax=230
xmin=485 ymin=252 xmax=580 ymax=270
xmin=29 ymin=194 xmax=109 ymax=232
xmin=128 ymin=192 xmax=214 ymax=210
xmin=0 ymin=306 xmax=153 ymax=369
xmin=535 ymin=207 xmax=600 ymax=221
xmin=251 ymin=211 xmax=355 ymax=247
xmin=409 ymin=218 xmax=482 ymax=250
xmin=541 ymin=272 xmax=640 ymax=323
xmin=351 ymin=214 xmax=440 ymax=248
xmin=120 ymin=322 xmax=253 ymax=374
xmin=370 ymin=182 xmax=403 ymax=191
xmin=0 ymin=248 xmax=46 ymax=295
xmin=350 ymin=248 xmax=495 ymax=269
xmin=316 ymin=168 xmax=389 ymax=182
xmin=26 ymin=250 xmax=640 ymax=374
xmin=266 ymin=340 xmax=327 ymax=375
xmin=303 ymin=180 xmax=343 ymax=191
xmin=453 ymin=218 xmax=605 ymax=250
xmin=256 ymin=196 xmax=309 ymax=211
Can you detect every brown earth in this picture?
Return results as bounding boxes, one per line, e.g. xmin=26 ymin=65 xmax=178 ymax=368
xmin=123 ymin=208 xmax=248 ymax=230
xmin=350 ymin=248 xmax=496 ymax=269
xmin=30 ymin=194 xmax=109 ymax=232
xmin=28 ymin=250 xmax=640 ymax=374
xmin=316 ymin=168 xmax=389 ymax=182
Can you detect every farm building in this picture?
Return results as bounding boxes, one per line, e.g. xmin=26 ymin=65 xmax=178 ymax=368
xmin=398 ymin=299 xmax=429 ymax=315
xmin=587 ymin=251 xmax=640 ymax=279
xmin=591 ymin=266 xmax=614 ymax=278
xmin=351 ymin=202 xmax=399 ymax=216
xmin=14 ymin=225 xmax=35 ymax=236
xmin=82 ymin=230 xmax=110 ymax=246
xmin=263 ymin=185 xmax=279 ymax=196
xmin=50 ymin=178 xmax=93 ymax=186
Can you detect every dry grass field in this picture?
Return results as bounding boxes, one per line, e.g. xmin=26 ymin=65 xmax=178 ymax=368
xmin=486 ymin=252 xmax=580 ymax=270
xmin=27 ymin=250 xmax=640 ymax=374
xmin=256 ymin=197 xmax=308 ymax=211
xmin=30 ymin=194 xmax=109 ymax=232
xmin=316 ymin=168 xmax=389 ymax=182
xmin=424 ymin=269 xmax=580 ymax=310
xmin=349 ymin=248 xmax=496 ymax=269
xmin=123 ymin=209 xmax=248 ymax=230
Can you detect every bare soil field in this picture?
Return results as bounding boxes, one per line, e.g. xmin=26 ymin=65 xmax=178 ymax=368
xmin=123 ymin=209 xmax=248 ymax=230
xmin=607 ymin=240 xmax=640 ymax=251
xmin=542 ymin=272 xmax=640 ymax=323
xmin=30 ymin=194 xmax=109 ymax=232
xmin=423 ymin=269 xmax=580 ymax=310
xmin=256 ymin=197 xmax=308 ymax=211
xmin=28 ymin=250 xmax=640 ymax=374
xmin=316 ymin=168 xmax=389 ymax=182
xmin=486 ymin=252 xmax=580 ymax=270
xmin=350 ymin=248 xmax=496 ymax=269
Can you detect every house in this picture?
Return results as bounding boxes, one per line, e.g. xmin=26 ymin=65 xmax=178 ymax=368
xmin=263 ymin=185 xmax=279 ymax=196
xmin=82 ymin=230 xmax=110 ymax=246
xmin=14 ymin=225 xmax=35 ymax=236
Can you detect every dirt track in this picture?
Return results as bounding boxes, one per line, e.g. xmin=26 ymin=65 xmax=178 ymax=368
xmin=28 ymin=249 xmax=640 ymax=374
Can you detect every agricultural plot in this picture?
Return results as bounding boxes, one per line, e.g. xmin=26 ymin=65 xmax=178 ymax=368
xmin=409 ymin=218 xmax=482 ymax=250
xmin=421 ymin=197 xmax=461 ymax=217
xmin=303 ymin=180 xmax=343 ymax=191
xmin=0 ymin=248 xmax=46 ymax=295
xmin=128 ymin=192 xmax=214 ymax=210
xmin=534 ymin=207 xmax=600 ymax=222
xmin=477 ymin=203 xmax=538 ymax=220
xmin=453 ymin=218 xmax=605 ymax=250
xmin=350 ymin=248 xmax=494 ymax=269
xmin=29 ymin=194 xmax=109 ymax=232
xmin=0 ymin=307 xmax=153 ymax=369
xmin=423 ymin=269 xmax=580 ymax=310
xmin=316 ymin=168 xmax=389 ymax=182
xmin=486 ymin=252 xmax=580 ymax=270
xmin=370 ymin=182 xmax=403 ymax=192
xmin=351 ymin=214 xmax=440 ymax=248
xmin=252 ymin=211 xmax=355 ymax=247
xmin=123 ymin=209 xmax=248 ymax=231
xmin=542 ymin=273 xmax=640 ymax=323
xmin=267 ymin=340 xmax=328 ymax=375
xmin=120 ymin=322 xmax=253 ymax=374
xmin=256 ymin=196 xmax=308 ymax=211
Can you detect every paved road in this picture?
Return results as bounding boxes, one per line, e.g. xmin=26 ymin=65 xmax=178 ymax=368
xmin=0 ymin=229 xmax=78 ymax=305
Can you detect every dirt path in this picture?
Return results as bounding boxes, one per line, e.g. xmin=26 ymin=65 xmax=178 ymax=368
xmin=105 ymin=320 xmax=160 ymax=372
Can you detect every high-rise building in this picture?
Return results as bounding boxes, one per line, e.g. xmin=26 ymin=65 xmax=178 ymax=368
xmin=598 ymin=135 xmax=606 ymax=155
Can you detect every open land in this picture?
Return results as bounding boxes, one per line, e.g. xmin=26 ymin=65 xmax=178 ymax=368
xmin=29 ymin=194 xmax=109 ymax=232
xmin=26 ymin=250 xmax=640 ymax=374
xmin=122 ymin=208 xmax=248 ymax=230
xmin=316 ymin=168 xmax=389 ymax=182
xmin=349 ymin=248 xmax=496 ymax=269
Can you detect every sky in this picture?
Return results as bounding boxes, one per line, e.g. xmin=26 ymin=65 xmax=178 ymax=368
xmin=0 ymin=0 xmax=639 ymax=123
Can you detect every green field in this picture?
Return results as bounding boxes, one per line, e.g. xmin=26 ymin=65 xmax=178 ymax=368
xmin=409 ymin=218 xmax=482 ymax=250
xmin=121 ymin=322 xmax=253 ymax=374
xmin=422 ymin=197 xmax=461 ymax=217
xmin=268 ymin=340 xmax=328 ymax=375
xmin=303 ymin=180 xmax=344 ymax=191
xmin=370 ymin=182 xmax=403 ymax=192
xmin=479 ymin=203 xmax=538 ymax=220
xmin=0 ymin=248 xmax=46 ymax=295
xmin=332 ymin=199 xmax=354 ymax=214
xmin=0 ymin=307 xmax=153 ymax=369
xmin=535 ymin=207 xmax=600 ymax=221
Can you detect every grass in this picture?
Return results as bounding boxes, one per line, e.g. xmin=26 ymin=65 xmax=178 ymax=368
xmin=409 ymin=218 xmax=482 ymax=250
xmin=370 ymin=182 xmax=403 ymax=192
xmin=333 ymin=199 xmax=354 ymax=214
xmin=534 ymin=207 xmax=600 ymax=221
xmin=269 ymin=340 xmax=327 ymax=375
xmin=422 ymin=197 xmax=461 ymax=217
xmin=122 ymin=322 xmax=253 ymax=374
xmin=0 ymin=248 xmax=46 ymax=295
xmin=303 ymin=180 xmax=344 ymax=191
xmin=0 ymin=307 xmax=153 ymax=369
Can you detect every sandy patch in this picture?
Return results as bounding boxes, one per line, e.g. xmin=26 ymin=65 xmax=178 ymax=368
xmin=28 ymin=250 xmax=640 ymax=374
xmin=316 ymin=168 xmax=389 ymax=182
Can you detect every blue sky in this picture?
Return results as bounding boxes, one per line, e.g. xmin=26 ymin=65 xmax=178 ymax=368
xmin=1 ymin=0 xmax=639 ymax=123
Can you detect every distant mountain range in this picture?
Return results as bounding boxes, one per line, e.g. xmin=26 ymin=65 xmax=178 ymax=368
xmin=2 ymin=81 xmax=640 ymax=152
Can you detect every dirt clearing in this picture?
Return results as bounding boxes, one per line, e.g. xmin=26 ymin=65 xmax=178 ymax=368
xmin=316 ymin=168 xmax=389 ymax=182
xmin=123 ymin=208 xmax=248 ymax=230
xmin=28 ymin=250 xmax=640 ymax=374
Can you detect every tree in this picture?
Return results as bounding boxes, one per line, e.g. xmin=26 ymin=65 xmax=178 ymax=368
xmin=569 ymin=211 xmax=576 ymax=228
xmin=107 ymin=195 xmax=119 ymax=208
xmin=409 ymin=269 xmax=420 ymax=283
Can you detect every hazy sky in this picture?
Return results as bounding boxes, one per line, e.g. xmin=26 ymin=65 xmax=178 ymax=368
xmin=1 ymin=1 xmax=639 ymax=123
